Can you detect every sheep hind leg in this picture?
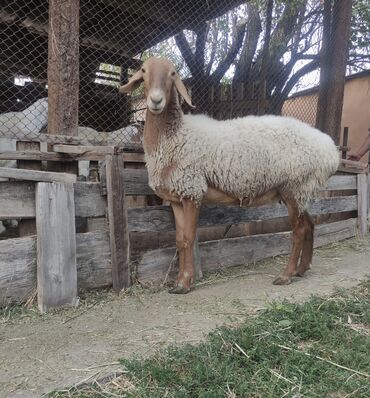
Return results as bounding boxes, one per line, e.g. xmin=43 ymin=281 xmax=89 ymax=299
xmin=169 ymin=202 xmax=186 ymax=292
xmin=169 ymin=199 xmax=200 ymax=294
xmin=273 ymin=198 xmax=305 ymax=285
xmin=295 ymin=211 xmax=314 ymax=277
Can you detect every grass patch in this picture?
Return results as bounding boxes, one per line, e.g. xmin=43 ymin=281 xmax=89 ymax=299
xmin=49 ymin=279 xmax=370 ymax=398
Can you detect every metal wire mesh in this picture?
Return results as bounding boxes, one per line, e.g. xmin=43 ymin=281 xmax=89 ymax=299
xmin=0 ymin=1 xmax=367 ymax=150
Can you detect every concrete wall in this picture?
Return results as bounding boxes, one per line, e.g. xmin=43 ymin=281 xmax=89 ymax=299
xmin=283 ymin=73 xmax=370 ymax=161
xmin=341 ymin=74 xmax=370 ymax=161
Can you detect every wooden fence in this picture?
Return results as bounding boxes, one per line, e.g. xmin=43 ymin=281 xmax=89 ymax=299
xmin=0 ymin=144 xmax=368 ymax=311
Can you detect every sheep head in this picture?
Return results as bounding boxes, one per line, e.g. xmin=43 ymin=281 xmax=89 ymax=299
xmin=119 ymin=58 xmax=194 ymax=115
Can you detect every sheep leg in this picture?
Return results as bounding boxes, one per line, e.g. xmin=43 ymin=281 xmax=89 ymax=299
xmin=273 ymin=199 xmax=305 ymax=285
xmin=170 ymin=202 xmax=186 ymax=284
xmin=295 ymin=212 xmax=314 ymax=277
xmin=170 ymin=199 xmax=200 ymax=294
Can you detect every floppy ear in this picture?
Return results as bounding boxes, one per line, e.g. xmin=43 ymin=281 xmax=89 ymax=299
xmin=119 ymin=69 xmax=143 ymax=93
xmin=173 ymin=75 xmax=195 ymax=108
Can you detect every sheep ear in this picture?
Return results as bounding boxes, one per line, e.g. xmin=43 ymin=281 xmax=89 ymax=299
xmin=173 ymin=75 xmax=195 ymax=108
xmin=119 ymin=69 xmax=143 ymax=93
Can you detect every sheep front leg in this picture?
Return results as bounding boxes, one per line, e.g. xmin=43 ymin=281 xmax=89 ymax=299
xmin=171 ymin=202 xmax=185 ymax=286
xmin=170 ymin=199 xmax=200 ymax=294
xmin=295 ymin=211 xmax=314 ymax=277
xmin=273 ymin=199 xmax=305 ymax=285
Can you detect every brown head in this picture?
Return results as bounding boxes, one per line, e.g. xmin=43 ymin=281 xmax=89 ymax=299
xmin=119 ymin=58 xmax=194 ymax=115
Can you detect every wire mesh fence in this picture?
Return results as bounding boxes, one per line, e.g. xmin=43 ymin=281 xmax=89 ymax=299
xmin=0 ymin=1 xmax=368 ymax=151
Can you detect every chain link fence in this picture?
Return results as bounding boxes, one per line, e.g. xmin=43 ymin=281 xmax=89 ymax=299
xmin=0 ymin=1 xmax=368 ymax=151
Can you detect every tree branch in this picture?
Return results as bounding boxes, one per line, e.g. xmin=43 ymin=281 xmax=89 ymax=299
xmin=194 ymin=22 xmax=209 ymax=73
xmin=175 ymin=32 xmax=197 ymax=76
xmin=281 ymin=59 xmax=320 ymax=100
xmin=211 ymin=19 xmax=247 ymax=83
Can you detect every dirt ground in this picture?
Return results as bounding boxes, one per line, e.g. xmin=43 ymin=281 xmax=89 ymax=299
xmin=0 ymin=237 xmax=369 ymax=398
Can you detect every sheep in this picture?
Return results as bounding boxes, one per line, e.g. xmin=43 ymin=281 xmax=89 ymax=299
xmin=0 ymin=98 xmax=142 ymax=178
xmin=119 ymin=57 xmax=340 ymax=294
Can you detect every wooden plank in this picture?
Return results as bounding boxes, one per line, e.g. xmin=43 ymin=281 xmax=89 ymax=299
xmin=337 ymin=165 xmax=367 ymax=174
xmin=0 ymin=150 xmax=144 ymax=162
xmin=0 ymin=236 xmax=37 ymax=305
xmin=357 ymin=174 xmax=368 ymax=237
xmin=0 ymin=182 xmax=359 ymax=224
xmin=194 ymin=234 xmax=203 ymax=280
xmin=74 ymin=182 xmax=107 ymax=218
xmin=0 ymin=231 xmax=111 ymax=305
xmin=122 ymin=152 xmax=145 ymax=163
xmin=0 ymin=181 xmax=36 ymax=220
xmin=0 ymin=167 xmax=77 ymax=183
xmin=53 ymin=144 xmax=116 ymax=155
xmin=128 ymin=195 xmax=358 ymax=232
xmin=106 ymin=155 xmax=130 ymax=290
xmin=323 ymin=175 xmax=357 ymax=191
xmin=16 ymin=141 xmax=42 ymax=237
xmin=76 ymin=231 xmax=111 ymax=289
xmin=368 ymin=175 xmax=370 ymax=230
xmin=36 ymin=182 xmax=77 ymax=312
xmin=0 ymin=130 xmax=144 ymax=151
xmin=340 ymin=158 xmax=368 ymax=169
xmin=341 ymin=127 xmax=349 ymax=159
xmin=0 ymin=181 xmax=106 ymax=220
xmin=16 ymin=142 xmax=42 ymax=171
xmin=137 ymin=218 xmax=358 ymax=283
xmin=0 ymin=151 xmax=87 ymax=162
xmin=123 ymin=169 xmax=153 ymax=195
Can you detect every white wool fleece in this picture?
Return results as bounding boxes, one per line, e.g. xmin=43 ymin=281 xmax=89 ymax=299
xmin=145 ymin=114 xmax=339 ymax=212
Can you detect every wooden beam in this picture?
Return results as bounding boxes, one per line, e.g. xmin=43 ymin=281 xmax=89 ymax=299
xmin=324 ymin=175 xmax=357 ymax=191
xmin=0 ymin=150 xmax=145 ymax=163
xmin=106 ymin=154 xmax=130 ymax=290
xmin=53 ymin=145 xmax=116 ymax=155
xmin=357 ymin=174 xmax=368 ymax=237
xmin=0 ymin=230 xmax=111 ymax=306
xmin=127 ymin=195 xmax=358 ymax=233
xmin=0 ymin=167 xmax=77 ymax=183
xmin=16 ymin=141 xmax=42 ymax=236
xmin=48 ymin=0 xmax=80 ymax=174
xmin=341 ymin=127 xmax=349 ymax=159
xmin=136 ymin=218 xmax=358 ymax=283
xmin=36 ymin=182 xmax=78 ymax=312
xmin=337 ymin=165 xmax=367 ymax=174
xmin=0 ymin=130 xmax=145 ymax=152
xmin=340 ymin=158 xmax=368 ymax=170
xmin=0 ymin=182 xmax=358 ymax=226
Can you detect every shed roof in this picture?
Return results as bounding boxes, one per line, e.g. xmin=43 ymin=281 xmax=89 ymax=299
xmin=1 ymin=0 xmax=244 ymax=79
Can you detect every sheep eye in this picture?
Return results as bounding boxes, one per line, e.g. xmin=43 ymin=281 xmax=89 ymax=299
xmin=141 ymin=68 xmax=146 ymax=73
xmin=171 ymin=71 xmax=176 ymax=76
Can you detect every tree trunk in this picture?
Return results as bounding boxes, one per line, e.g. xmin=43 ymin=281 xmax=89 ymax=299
xmin=316 ymin=0 xmax=353 ymax=144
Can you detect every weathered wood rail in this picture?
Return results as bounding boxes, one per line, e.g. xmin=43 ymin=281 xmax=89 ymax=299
xmin=0 ymin=161 xmax=368 ymax=309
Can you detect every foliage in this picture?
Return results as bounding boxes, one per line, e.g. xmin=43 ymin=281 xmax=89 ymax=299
xmin=136 ymin=0 xmax=370 ymax=113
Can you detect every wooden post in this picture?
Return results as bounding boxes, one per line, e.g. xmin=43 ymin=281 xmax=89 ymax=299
xmin=342 ymin=127 xmax=349 ymax=159
xmin=357 ymin=174 xmax=368 ymax=237
xmin=16 ymin=141 xmax=42 ymax=236
xmin=47 ymin=0 xmax=79 ymax=174
xmin=106 ymin=154 xmax=131 ymax=291
xmin=36 ymin=182 xmax=78 ymax=312
xmin=193 ymin=234 xmax=203 ymax=281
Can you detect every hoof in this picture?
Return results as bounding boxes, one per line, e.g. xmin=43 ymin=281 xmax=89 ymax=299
xmin=295 ymin=264 xmax=311 ymax=277
xmin=169 ymin=285 xmax=191 ymax=294
xmin=273 ymin=275 xmax=292 ymax=285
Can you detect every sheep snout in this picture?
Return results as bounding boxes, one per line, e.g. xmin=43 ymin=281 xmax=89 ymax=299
xmin=147 ymin=89 xmax=166 ymax=114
